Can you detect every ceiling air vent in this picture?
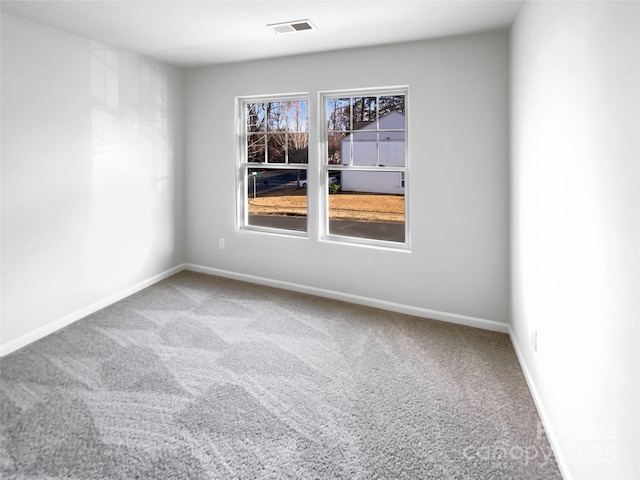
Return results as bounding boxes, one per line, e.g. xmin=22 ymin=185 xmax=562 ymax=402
xmin=267 ymin=19 xmax=316 ymax=34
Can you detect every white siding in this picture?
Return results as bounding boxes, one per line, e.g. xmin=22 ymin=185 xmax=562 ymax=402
xmin=341 ymin=111 xmax=406 ymax=193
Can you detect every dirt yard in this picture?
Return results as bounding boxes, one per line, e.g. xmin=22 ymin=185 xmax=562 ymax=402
xmin=248 ymin=188 xmax=404 ymax=222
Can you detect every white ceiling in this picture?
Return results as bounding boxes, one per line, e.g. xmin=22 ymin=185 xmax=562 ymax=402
xmin=1 ymin=0 xmax=524 ymax=67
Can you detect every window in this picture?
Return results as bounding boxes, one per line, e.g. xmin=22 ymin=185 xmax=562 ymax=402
xmin=238 ymin=95 xmax=309 ymax=235
xmin=321 ymin=88 xmax=408 ymax=248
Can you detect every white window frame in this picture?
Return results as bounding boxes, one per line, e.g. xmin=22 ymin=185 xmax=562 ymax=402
xmin=319 ymin=87 xmax=410 ymax=250
xmin=236 ymin=93 xmax=309 ymax=237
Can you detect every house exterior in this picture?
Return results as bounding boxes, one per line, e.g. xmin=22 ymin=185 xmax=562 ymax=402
xmin=340 ymin=111 xmax=405 ymax=195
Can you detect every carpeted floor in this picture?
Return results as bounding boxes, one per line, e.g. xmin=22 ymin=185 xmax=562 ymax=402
xmin=0 ymin=271 xmax=562 ymax=479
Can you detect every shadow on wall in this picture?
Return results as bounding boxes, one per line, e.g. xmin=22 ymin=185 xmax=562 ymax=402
xmin=88 ymin=42 xmax=174 ymax=285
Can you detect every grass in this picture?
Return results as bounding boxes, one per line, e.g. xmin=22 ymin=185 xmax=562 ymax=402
xmin=248 ymin=187 xmax=404 ymax=223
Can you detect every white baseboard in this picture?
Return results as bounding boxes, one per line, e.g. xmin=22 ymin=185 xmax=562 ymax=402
xmin=1 ymin=261 xmax=509 ymax=355
xmin=508 ymin=329 xmax=571 ymax=480
xmin=0 ymin=264 xmax=186 ymax=357
xmin=184 ymin=263 xmax=510 ymax=334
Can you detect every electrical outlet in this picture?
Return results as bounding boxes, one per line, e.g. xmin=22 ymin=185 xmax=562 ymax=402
xmin=219 ymin=238 xmax=225 ymax=249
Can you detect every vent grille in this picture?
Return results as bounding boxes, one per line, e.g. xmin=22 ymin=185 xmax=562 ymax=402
xmin=267 ymin=19 xmax=316 ymax=34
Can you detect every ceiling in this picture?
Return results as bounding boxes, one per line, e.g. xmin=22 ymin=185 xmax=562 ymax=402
xmin=1 ymin=0 xmax=524 ymax=67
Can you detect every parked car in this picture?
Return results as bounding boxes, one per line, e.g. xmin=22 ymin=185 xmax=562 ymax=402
xmin=299 ymin=176 xmax=337 ymax=188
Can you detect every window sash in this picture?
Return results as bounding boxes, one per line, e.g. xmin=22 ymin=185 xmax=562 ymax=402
xmin=238 ymin=94 xmax=309 ymax=236
xmin=320 ymin=87 xmax=409 ymax=249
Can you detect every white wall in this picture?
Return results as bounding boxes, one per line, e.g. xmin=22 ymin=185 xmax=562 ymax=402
xmin=0 ymin=14 xmax=185 ymax=351
xmin=184 ymin=30 xmax=510 ymax=326
xmin=511 ymin=2 xmax=640 ymax=479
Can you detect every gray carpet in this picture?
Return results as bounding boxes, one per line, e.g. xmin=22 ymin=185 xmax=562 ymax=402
xmin=1 ymin=271 xmax=562 ymax=479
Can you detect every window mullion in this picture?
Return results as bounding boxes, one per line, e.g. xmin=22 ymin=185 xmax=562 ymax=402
xmin=376 ymin=97 xmax=380 ymax=167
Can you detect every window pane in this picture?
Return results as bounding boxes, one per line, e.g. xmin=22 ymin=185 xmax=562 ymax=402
xmin=352 ymin=96 xmax=377 ymax=130
xmin=267 ymin=102 xmax=286 ymax=131
xmin=247 ymin=133 xmax=266 ymax=163
xmin=247 ymin=168 xmax=307 ymax=232
xmin=285 ymin=100 xmax=308 ymax=132
xmin=326 ymin=98 xmax=351 ymax=131
xmin=379 ymin=110 xmax=405 ymax=131
xmin=328 ymin=170 xmax=405 ymax=243
xmin=379 ymin=131 xmax=405 ymax=167
xmin=328 ymin=132 xmax=349 ymax=165
xmin=267 ymin=133 xmax=286 ymax=163
xmin=288 ymin=133 xmax=308 ymax=163
xmin=352 ymin=131 xmax=378 ymax=166
xmin=247 ymin=103 xmax=266 ymax=132
xmin=378 ymin=95 xmax=405 ymax=117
